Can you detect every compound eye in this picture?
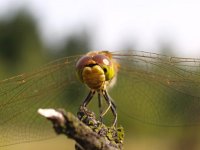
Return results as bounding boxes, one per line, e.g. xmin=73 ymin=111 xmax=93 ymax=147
xmin=92 ymin=54 xmax=111 ymax=66
xmin=76 ymin=56 xmax=91 ymax=70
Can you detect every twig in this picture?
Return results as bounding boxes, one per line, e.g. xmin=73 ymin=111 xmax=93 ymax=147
xmin=38 ymin=107 xmax=124 ymax=150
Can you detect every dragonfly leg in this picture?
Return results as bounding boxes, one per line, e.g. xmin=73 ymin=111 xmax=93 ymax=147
xmin=103 ymin=90 xmax=117 ymax=127
xmin=82 ymin=90 xmax=95 ymax=107
xmin=101 ymin=99 xmax=111 ymax=117
xmin=98 ymin=91 xmax=103 ymax=122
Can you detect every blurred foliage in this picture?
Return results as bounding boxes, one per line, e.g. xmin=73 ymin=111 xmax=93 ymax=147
xmin=57 ymin=31 xmax=90 ymax=57
xmin=0 ymin=11 xmax=45 ymax=78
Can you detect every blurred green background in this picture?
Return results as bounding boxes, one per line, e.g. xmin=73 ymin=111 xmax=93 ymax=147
xmin=1 ymin=1 xmax=200 ymax=150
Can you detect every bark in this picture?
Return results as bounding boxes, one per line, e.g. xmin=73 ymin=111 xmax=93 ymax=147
xmin=38 ymin=107 xmax=124 ymax=150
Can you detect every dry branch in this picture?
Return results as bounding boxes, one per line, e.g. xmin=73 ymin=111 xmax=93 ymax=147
xmin=38 ymin=106 xmax=124 ymax=150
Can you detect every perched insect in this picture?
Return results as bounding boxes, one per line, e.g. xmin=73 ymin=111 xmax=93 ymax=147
xmin=76 ymin=51 xmax=119 ymax=126
xmin=1 ymin=50 xmax=200 ymax=147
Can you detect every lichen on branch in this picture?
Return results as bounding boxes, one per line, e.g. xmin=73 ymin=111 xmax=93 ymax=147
xmin=38 ymin=107 xmax=124 ymax=150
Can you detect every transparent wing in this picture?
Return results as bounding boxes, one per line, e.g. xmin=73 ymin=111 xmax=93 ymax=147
xmin=111 ymin=50 xmax=200 ymax=127
xmin=2 ymin=50 xmax=200 ymax=146
xmin=0 ymin=55 xmax=87 ymax=146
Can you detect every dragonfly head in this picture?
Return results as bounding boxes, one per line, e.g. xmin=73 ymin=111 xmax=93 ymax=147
xmin=76 ymin=51 xmax=116 ymax=90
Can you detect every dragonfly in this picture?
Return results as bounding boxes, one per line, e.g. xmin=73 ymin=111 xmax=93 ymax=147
xmin=1 ymin=50 xmax=200 ymax=147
